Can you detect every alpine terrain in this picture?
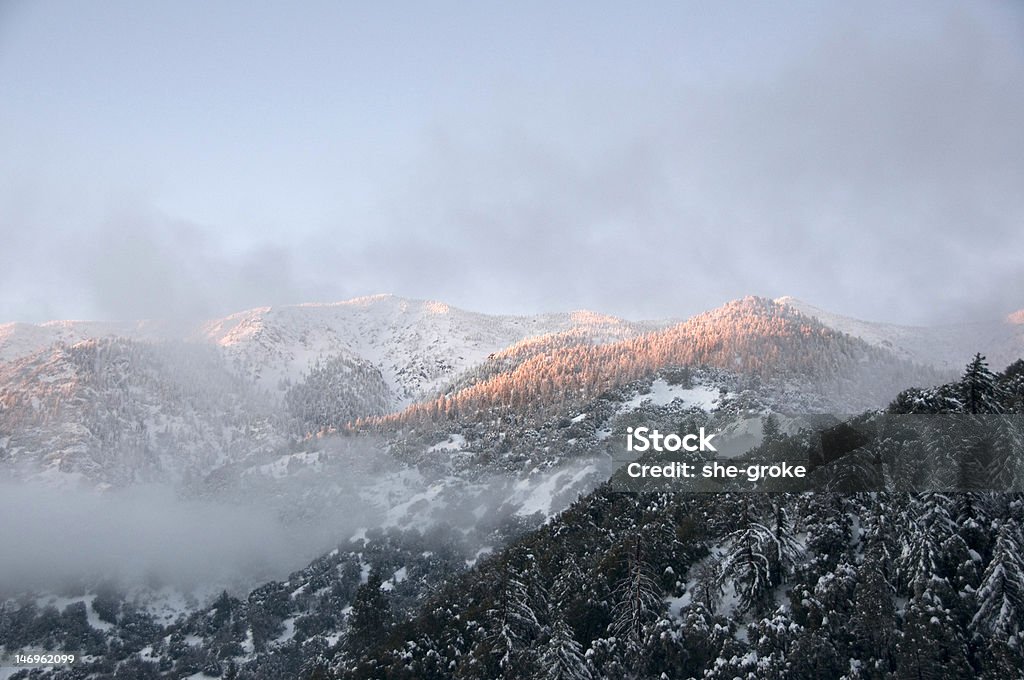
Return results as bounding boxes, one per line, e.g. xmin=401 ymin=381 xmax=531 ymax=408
xmin=1 ymin=295 xmax=1022 ymax=679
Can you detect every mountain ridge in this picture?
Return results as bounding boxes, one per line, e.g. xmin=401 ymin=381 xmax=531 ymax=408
xmin=774 ymin=295 xmax=1024 ymax=372
xmin=5 ymin=293 xmax=1020 ymax=375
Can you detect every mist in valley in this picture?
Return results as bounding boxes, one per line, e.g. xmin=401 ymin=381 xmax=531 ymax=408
xmin=0 ymin=429 xmax=606 ymax=603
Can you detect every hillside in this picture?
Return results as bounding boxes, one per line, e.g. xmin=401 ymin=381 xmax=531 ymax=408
xmin=4 ymin=357 xmax=1022 ymax=679
xmin=0 ymin=338 xmax=287 ymax=487
xmin=383 ymin=296 xmax=949 ymax=427
xmin=0 ymin=296 xmax=956 ymax=489
xmin=775 ymin=296 xmax=1024 ymax=373
xmin=198 ymin=295 xmax=655 ymax=405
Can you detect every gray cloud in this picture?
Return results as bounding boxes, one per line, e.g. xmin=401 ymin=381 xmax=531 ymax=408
xmin=0 ymin=204 xmax=319 ymax=323
xmin=73 ymin=215 xmax=307 ymax=322
xmin=1 ymin=2 xmax=1022 ymax=326
xmin=0 ymin=482 xmax=322 ymax=593
xmin=354 ymin=6 xmax=1024 ymax=324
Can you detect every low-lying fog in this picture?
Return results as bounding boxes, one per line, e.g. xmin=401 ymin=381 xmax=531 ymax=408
xmin=0 ymin=435 xmax=608 ymax=600
xmin=0 ymin=482 xmax=330 ymax=595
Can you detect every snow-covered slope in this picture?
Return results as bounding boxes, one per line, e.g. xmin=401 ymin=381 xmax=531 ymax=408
xmin=1 ymin=294 xmax=1011 ymax=489
xmin=775 ymin=296 xmax=1024 ymax=373
xmin=0 ymin=319 xmax=165 ymax=363
xmin=0 ymin=296 xmax=654 ymax=410
xmin=0 ymin=297 xmax=654 ymax=486
xmin=198 ymin=295 xmax=652 ymax=405
xmin=0 ymin=338 xmax=287 ymax=487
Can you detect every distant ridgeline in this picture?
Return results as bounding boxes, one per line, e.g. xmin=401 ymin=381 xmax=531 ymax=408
xmin=364 ymin=297 xmax=947 ymax=429
xmin=0 ymin=296 xmax=1011 ymax=493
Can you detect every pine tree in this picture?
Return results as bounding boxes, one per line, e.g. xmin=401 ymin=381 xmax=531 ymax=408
xmin=850 ymin=559 xmax=896 ymax=675
xmin=787 ymin=625 xmax=844 ymax=679
xmin=720 ymin=522 xmax=773 ymax=613
xmin=971 ymin=522 xmax=1024 ymax=640
xmin=999 ymin=358 xmax=1024 ymax=412
xmin=486 ymin=554 xmax=545 ymax=677
xmin=720 ymin=503 xmax=800 ymax=613
xmin=961 ymin=354 xmax=1001 ymax=415
xmin=898 ymin=494 xmax=956 ymax=590
xmin=539 ymin=618 xmax=592 ymax=680
xmin=894 ymin=578 xmax=971 ymax=680
xmin=762 ymin=413 xmax=782 ymax=444
xmin=769 ymin=499 xmax=802 ymax=585
xmin=346 ymin=571 xmax=391 ymax=656
xmin=609 ymin=536 xmax=662 ymax=662
xmin=751 ymin=608 xmax=801 ymax=679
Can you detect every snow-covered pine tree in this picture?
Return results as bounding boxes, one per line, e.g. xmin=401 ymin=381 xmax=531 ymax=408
xmin=769 ymin=498 xmax=803 ymax=585
xmin=961 ymin=354 xmax=1002 ymax=415
xmin=999 ymin=358 xmax=1024 ymax=412
xmin=539 ymin=618 xmax=592 ymax=680
xmin=970 ymin=521 xmax=1024 ymax=640
xmin=720 ymin=502 xmax=800 ymax=613
xmin=486 ymin=552 xmax=546 ymax=677
xmin=345 ymin=570 xmax=391 ymax=657
xmin=761 ymin=413 xmax=782 ymax=444
xmin=894 ymin=577 xmax=971 ymax=680
xmin=897 ymin=494 xmax=957 ymax=591
xmin=609 ymin=536 xmax=662 ymax=663
xmin=751 ymin=608 xmax=801 ymax=678
xmin=850 ymin=557 xmax=896 ymax=674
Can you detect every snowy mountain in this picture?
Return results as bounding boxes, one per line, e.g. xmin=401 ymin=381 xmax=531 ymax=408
xmin=775 ymin=296 xmax=1024 ymax=373
xmin=383 ymin=296 xmax=949 ymax=427
xmin=0 ymin=338 xmax=288 ymax=488
xmin=0 ymin=295 xmax=656 ymax=409
xmin=1 ymin=294 xmax=1022 ymax=679
xmin=0 ymin=296 xmax=656 ymax=487
xmin=0 ymin=295 xmax=963 ymax=489
xmin=4 ymin=359 xmax=1023 ymax=679
xmin=0 ymin=319 xmax=166 ymax=364
xmin=196 ymin=295 xmax=655 ymax=405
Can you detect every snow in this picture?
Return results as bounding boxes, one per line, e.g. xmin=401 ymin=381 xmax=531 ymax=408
xmin=513 ymin=462 xmax=599 ymax=518
xmin=775 ymin=296 xmax=1023 ymax=372
xmin=357 ymin=554 xmax=371 ymax=584
xmin=35 ymin=594 xmax=114 ymax=631
xmin=428 ymin=434 xmax=467 ymax=452
xmin=0 ymin=319 xmax=154 ymax=363
xmin=719 ymin=583 xmax=743 ymax=618
xmin=380 ymin=567 xmax=405 ymax=591
xmin=275 ymin=617 xmax=296 ymax=643
xmin=619 ymin=379 xmax=722 ymax=413
xmin=241 ymin=628 xmax=255 ymax=655
xmin=665 ymin=594 xmax=691 ymax=619
xmin=257 ymin=452 xmax=322 ymax=479
xmin=466 ymin=546 xmax=493 ymax=568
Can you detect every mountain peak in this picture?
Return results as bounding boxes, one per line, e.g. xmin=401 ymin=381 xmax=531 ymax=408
xmin=773 ymin=295 xmax=804 ymax=307
xmin=773 ymin=296 xmax=828 ymax=317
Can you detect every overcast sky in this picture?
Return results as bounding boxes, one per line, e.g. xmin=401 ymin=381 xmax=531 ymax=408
xmin=1 ymin=1 xmax=1022 ymax=325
